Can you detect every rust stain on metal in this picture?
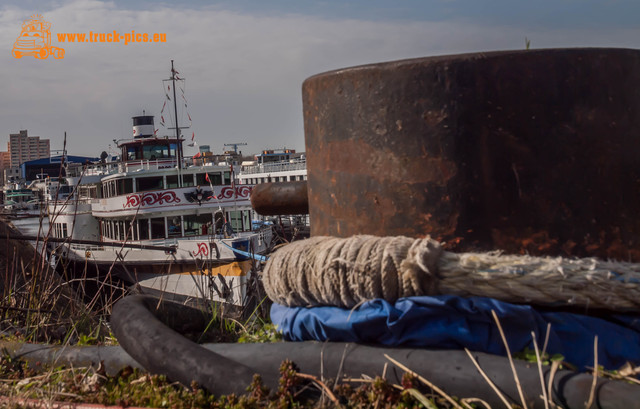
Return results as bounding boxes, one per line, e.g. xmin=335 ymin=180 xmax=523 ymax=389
xmin=303 ymin=48 xmax=640 ymax=260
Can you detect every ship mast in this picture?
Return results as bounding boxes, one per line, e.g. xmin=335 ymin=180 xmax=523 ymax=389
xmin=170 ymin=60 xmax=183 ymax=176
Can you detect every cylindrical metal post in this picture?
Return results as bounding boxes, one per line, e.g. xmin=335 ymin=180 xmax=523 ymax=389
xmin=303 ymin=48 xmax=640 ymax=260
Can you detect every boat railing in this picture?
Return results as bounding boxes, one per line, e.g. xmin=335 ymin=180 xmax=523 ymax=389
xmin=70 ymin=244 xmax=105 ymax=251
xmin=241 ymin=158 xmax=306 ymax=175
xmin=49 ymin=197 xmax=93 ymax=206
xmin=66 ymin=162 xmax=119 ymax=178
xmin=176 ymin=234 xmax=244 ymax=242
xmin=118 ymin=158 xmax=179 ymax=173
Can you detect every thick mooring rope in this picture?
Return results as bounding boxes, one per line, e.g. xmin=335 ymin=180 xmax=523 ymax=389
xmin=262 ymin=235 xmax=640 ymax=311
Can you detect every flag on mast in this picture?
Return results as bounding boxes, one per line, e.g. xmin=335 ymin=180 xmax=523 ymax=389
xmin=205 ymin=172 xmax=217 ymax=199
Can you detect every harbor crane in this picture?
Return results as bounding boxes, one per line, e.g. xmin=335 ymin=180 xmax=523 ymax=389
xmin=224 ymin=142 xmax=247 ymax=154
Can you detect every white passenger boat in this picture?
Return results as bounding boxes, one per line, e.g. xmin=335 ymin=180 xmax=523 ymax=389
xmin=238 ymin=148 xmax=307 ymax=185
xmin=238 ymin=149 xmax=309 ymax=240
xmin=48 ymin=63 xmax=273 ymax=306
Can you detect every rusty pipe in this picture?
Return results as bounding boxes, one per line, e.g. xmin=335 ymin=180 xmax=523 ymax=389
xmin=250 ymin=181 xmax=309 ymax=215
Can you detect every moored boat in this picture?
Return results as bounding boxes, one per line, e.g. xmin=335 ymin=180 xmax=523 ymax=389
xmin=48 ymin=63 xmax=273 ymax=306
xmin=238 ymin=149 xmax=310 ymax=241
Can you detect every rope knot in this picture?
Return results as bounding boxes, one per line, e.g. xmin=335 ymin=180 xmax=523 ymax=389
xmin=399 ymin=237 xmax=442 ymax=297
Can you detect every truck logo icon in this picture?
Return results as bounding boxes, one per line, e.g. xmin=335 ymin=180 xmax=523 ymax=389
xmin=12 ymin=14 xmax=65 ymax=60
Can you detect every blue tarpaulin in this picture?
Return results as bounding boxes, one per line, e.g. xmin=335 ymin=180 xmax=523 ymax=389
xmin=271 ymin=295 xmax=640 ymax=371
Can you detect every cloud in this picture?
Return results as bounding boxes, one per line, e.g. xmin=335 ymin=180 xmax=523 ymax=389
xmin=0 ymin=0 xmax=638 ymax=156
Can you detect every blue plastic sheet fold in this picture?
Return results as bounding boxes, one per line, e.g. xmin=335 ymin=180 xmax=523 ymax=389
xmin=271 ymin=295 xmax=640 ymax=371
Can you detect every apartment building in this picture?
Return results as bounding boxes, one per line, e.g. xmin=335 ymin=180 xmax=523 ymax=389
xmin=9 ymin=130 xmax=50 ymax=168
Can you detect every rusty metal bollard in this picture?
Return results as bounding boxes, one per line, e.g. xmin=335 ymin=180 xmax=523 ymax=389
xmin=303 ymin=48 xmax=640 ymax=260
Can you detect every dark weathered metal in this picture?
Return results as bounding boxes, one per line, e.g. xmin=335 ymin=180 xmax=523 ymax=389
xmin=303 ymin=48 xmax=640 ymax=260
xmin=251 ymin=181 xmax=309 ymax=215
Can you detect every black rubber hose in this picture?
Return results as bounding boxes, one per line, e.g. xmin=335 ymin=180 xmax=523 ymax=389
xmin=111 ymin=295 xmax=278 ymax=395
xmin=111 ymin=295 xmax=640 ymax=408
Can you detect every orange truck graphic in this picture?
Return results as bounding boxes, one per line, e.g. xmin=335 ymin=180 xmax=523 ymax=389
xmin=12 ymin=15 xmax=64 ymax=59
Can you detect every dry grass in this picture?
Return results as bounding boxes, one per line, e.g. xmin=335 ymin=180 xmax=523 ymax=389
xmin=0 ymin=216 xmax=116 ymax=344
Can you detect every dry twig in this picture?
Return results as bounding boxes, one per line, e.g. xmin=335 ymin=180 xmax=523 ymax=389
xmin=384 ymin=353 xmax=464 ymax=409
xmin=464 ymin=348 xmax=513 ymax=409
xmin=531 ymin=331 xmax=550 ymax=409
xmin=295 ymin=372 xmax=341 ymax=406
xmin=492 ymin=309 xmax=528 ymax=409
xmin=585 ymin=335 xmax=599 ymax=409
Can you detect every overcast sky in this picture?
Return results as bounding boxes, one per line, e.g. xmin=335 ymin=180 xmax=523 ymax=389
xmin=1 ymin=0 xmax=639 ymax=158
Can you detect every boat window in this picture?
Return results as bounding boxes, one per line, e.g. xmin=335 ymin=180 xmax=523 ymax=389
xmin=78 ymin=185 xmax=98 ymax=199
xmin=52 ymin=223 xmax=68 ymax=238
xmin=227 ymin=210 xmax=243 ymax=232
xmin=127 ymin=146 xmax=140 ymax=161
xmin=120 ymin=221 xmax=127 ymax=240
xmin=196 ymin=173 xmax=207 ymax=186
xmin=136 ymin=176 xmax=163 ymax=192
xmin=138 ymin=219 xmax=149 ymax=240
xmin=128 ymin=219 xmax=137 ymax=241
xmin=197 ymin=172 xmax=222 ymax=186
xmin=214 ymin=211 xmax=224 ymax=234
xmin=143 ymin=145 xmax=168 ymax=160
xmin=117 ymin=178 xmax=134 ymax=195
xmin=165 ymin=175 xmax=179 ymax=189
xmin=169 ymin=143 xmax=177 ymax=158
xmin=242 ymin=210 xmax=251 ymax=232
xmin=104 ymin=180 xmax=116 ymax=197
xmin=183 ymin=214 xmax=212 ymax=236
xmin=150 ymin=217 xmax=165 ymax=239
xmin=182 ymin=174 xmax=195 ymax=187
xmin=224 ymin=171 xmax=231 ymax=185
xmin=168 ymin=216 xmax=182 ymax=237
